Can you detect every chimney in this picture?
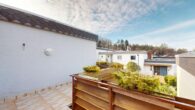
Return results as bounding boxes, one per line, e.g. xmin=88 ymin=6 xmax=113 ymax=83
xmin=147 ymin=51 xmax=153 ymax=59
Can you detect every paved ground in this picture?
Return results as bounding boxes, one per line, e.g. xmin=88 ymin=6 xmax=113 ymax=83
xmin=0 ymin=83 xmax=72 ymax=110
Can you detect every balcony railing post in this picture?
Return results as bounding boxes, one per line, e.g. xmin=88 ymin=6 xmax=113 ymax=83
xmin=72 ymin=75 xmax=76 ymax=110
xmin=109 ymin=86 xmax=114 ymax=110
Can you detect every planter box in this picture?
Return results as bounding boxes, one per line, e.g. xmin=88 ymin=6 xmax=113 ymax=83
xmin=80 ymin=68 xmax=116 ymax=81
xmin=72 ymin=74 xmax=195 ymax=110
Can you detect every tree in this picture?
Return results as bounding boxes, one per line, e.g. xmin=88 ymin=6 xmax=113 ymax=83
xmin=176 ymin=48 xmax=188 ymax=54
xmin=125 ymin=40 xmax=129 ymax=50
xmin=121 ymin=39 xmax=125 ymax=50
xmin=127 ymin=61 xmax=140 ymax=72
xmin=97 ymin=37 xmax=112 ymax=49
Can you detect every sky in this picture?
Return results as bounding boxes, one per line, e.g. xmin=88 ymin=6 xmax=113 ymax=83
xmin=0 ymin=0 xmax=195 ymax=50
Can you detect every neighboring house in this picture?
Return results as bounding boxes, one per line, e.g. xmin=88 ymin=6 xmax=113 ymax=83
xmin=96 ymin=47 xmax=113 ymax=61
xmin=144 ymin=57 xmax=176 ymax=76
xmin=176 ymin=52 xmax=195 ymax=100
xmin=98 ymin=50 xmax=177 ymax=76
xmin=0 ymin=5 xmax=98 ymax=98
xmin=98 ymin=51 xmax=148 ymax=73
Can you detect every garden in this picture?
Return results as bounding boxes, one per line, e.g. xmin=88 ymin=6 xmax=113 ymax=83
xmin=82 ymin=61 xmax=177 ymax=97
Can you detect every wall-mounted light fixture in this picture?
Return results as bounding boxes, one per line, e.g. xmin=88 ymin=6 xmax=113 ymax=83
xmin=44 ymin=48 xmax=53 ymax=56
xmin=22 ymin=43 xmax=26 ymax=50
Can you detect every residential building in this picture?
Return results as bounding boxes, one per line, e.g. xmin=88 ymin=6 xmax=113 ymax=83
xmin=98 ymin=50 xmax=177 ymax=76
xmin=176 ymin=52 xmax=195 ymax=100
xmin=96 ymin=47 xmax=113 ymax=61
xmin=98 ymin=51 xmax=148 ymax=73
xmin=144 ymin=57 xmax=176 ymax=76
xmin=0 ymin=5 xmax=98 ymax=98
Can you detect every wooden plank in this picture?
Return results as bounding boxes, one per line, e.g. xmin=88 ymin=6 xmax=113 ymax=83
xmin=175 ymin=97 xmax=195 ymax=106
xmin=75 ymin=98 xmax=102 ymax=110
xmin=75 ymin=104 xmax=86 ymax=110
xmin=109 ymin=87 xmax=114 ymax=110
xmin=72 ymin=75 xmax=195 ymax=110
xmin=112 ymin=88 xmax=175 ymax=109
xmin=114 ymin=93 xmax=172 ymax=110
xmin=76 ymin=90 xmax=109 ymax=110
xmin=113 ymin=106 xmax=125 ymax=110
xmin=76 ymin=82 xmax=109 ymax=102
xmin=72 ymin=76 xmax=76 ymax=110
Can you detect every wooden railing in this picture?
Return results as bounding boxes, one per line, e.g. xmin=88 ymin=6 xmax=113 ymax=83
xmin=72 ymin=74 xmax=195 ymax=110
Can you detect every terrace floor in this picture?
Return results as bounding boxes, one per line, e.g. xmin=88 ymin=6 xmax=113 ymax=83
xmin=0 ymin=82 xmax=72 ymax=110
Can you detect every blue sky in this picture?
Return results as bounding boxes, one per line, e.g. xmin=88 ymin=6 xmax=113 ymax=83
xmin=103 ymin=0 xmax=195 ymax=50
xmin=1 ymin=0 xmax=195 ymax=50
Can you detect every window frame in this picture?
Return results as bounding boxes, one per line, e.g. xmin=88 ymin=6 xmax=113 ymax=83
xmin=117 ymin=55 xmax=122 ymax=60
xmin=130 ymin=55 xmax=136 ymax=60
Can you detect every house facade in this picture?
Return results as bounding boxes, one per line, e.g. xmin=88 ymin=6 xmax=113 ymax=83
xmin=96 ymin=47 xmax=113 ymax=61
xmin=144 ymin=57 xmax=176 ymax=76
xmin=98 ymin=50 xmax=176 ymax=76
xmin=176 ymin=52 xmax=195 ymax=100
xmin=98 ymin=51 xmax=148 ymax=73
xmin=0 ymin=5 xmax=98 ymax=98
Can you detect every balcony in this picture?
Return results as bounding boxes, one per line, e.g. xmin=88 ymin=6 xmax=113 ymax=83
xmin=72 ymin=74 xmax=195 ymax=110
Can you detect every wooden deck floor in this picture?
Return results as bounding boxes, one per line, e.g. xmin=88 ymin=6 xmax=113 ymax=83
xmin=0 ymin=83 xmax=72 ymax=110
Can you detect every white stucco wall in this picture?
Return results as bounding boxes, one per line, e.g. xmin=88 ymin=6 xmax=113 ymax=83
xmin=176 ymin=55 xmax=195 ymax=100
xmin=0 ymin=21 xmax=97 ymax=98
xmin=112 ymin=53 xmax=147 ymax=72
xmin=168 ymin=64 xmax=177 ymax=75
xmin=143 ymin=65 xmax=153 ymax=75
xmin=96 ymin=49 xmax=112 ymax=61
xmin=177 ymin=66 xmax=195 ymax=100
xmin=143 ymin=64 xmax=176 ymax=76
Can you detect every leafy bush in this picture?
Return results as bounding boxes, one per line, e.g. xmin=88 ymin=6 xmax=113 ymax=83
xmin=113 ymin=71 xmax=176 ymax=96
xmin=83 ymin=66 xmax=100 ymax=73
xmin=96 ymin=61 xmax=109 ymax=69
xmin=110 ymin=62 xmax=123 ymax=69
xmin=137 ymin=76 xmax=160 ymax=92
xmin=164 ymin=75 xmax=177 ymax=87
xmin=127 ymin=61 xmax=140 ymax=72
xmin=154 ymin=84 xmax=176 ymax=96
xmin=113 ymin=71 xmax=160 ymax=92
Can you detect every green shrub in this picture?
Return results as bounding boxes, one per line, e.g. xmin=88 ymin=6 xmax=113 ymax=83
xmin=83 ymin=66 xmax=100 ymax=73
xmin=154 ymin=84 xmax=176 ymax=96
xmin=164 ymin=75 xmax=177 ymax=87
xmin=110 ymin=62 xmax=123 ymax=69
xmin=113 ymin=71 xmax=176 ymax=96
xmin=96 ymin=61 xmax=109 ymax=69
xmin=137 ymin=76 xmax=160 ymax=92
xmin=113 ymin=71 xmax=160 ymax=92
xmin=127 ymin=61 xmax=140 ymax=72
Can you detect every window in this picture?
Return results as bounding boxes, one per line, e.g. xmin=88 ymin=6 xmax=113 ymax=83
xmin=154 ymin=66 xmax=167 ymax=76
xmin=130 ymin=56 xmax=136 ymax=60
xmin=117 ymin=55 xmax=122 ymax=60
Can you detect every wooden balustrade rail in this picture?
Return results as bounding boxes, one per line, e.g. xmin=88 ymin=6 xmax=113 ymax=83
xmin=72 ymin=74 xmax=195 ymax=110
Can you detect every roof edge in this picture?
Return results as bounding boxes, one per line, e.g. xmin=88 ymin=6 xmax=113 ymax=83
xmin=0 ymin=4 xmax=98 ymax=42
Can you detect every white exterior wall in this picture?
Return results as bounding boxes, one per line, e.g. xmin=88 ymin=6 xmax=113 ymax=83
xmin=98 ymin=54 xmax=107 ymax=62
xmin=168 ymin=64 xmax=177 ymax=75
xmin=112 ymin=53 xmax=147 ymax=72
xmin=97 ymin=49 xmax=112 ymax=62
xmin=143 ymin=65 xmax=153 ymax=75
xmin=0 ymin=21 xmax=97 ymax=98
xmin=177 ymin=66 xmax=195 ymax=100
xmin=143 ymin=64 xmax=177 ymax=76
xmin=176 ymin=56 xmax=195 ymax=100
